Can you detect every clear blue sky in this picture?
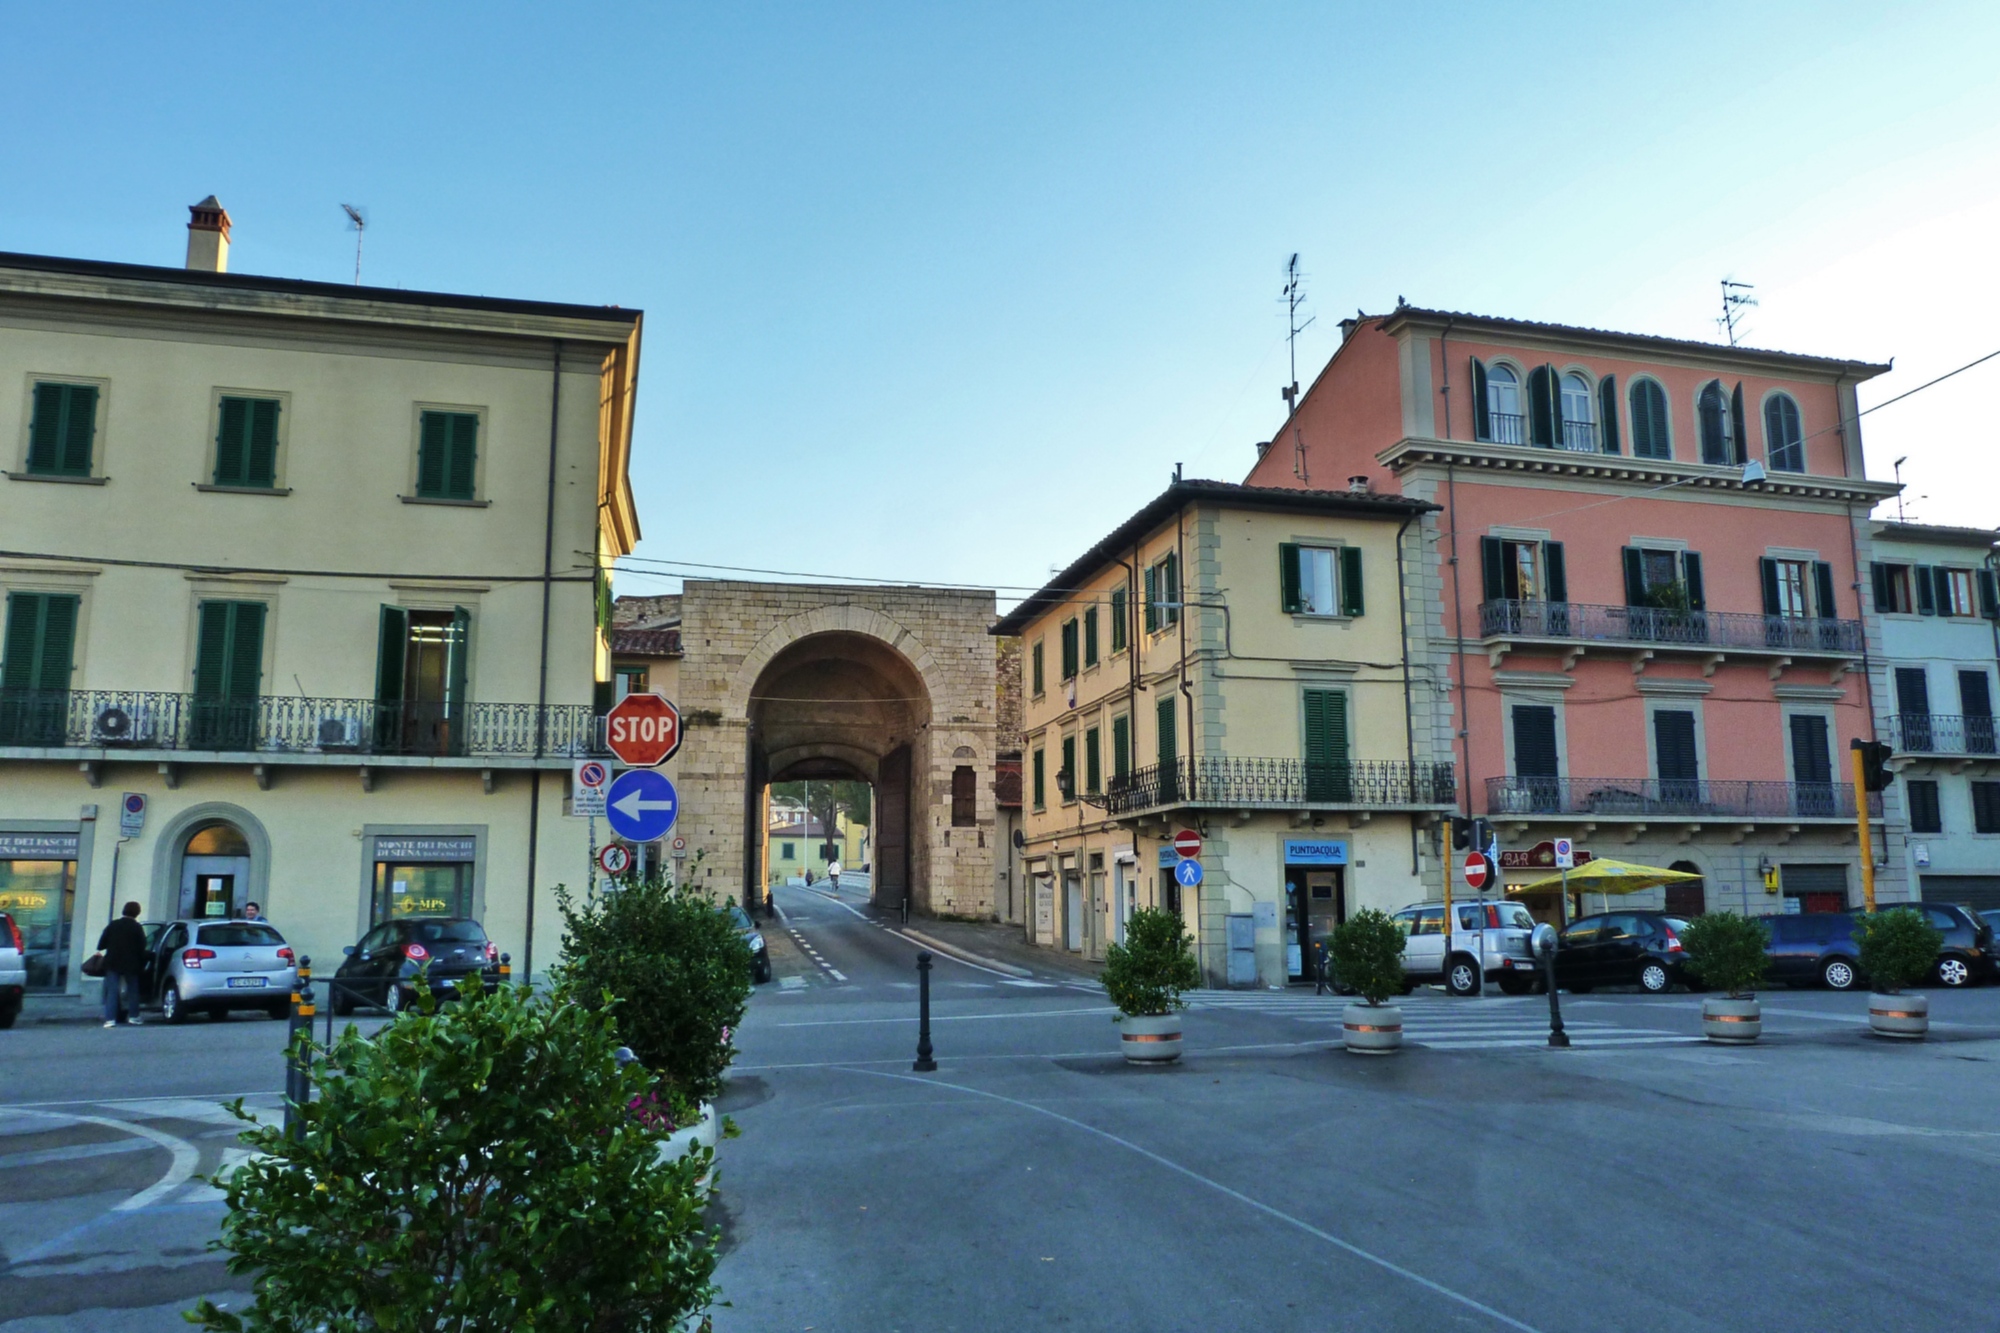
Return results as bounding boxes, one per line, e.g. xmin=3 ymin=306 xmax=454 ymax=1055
xmin=6 ymin=2 xmax=1998 ymax=603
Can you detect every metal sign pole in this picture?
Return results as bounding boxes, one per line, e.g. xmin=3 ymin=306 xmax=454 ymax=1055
xmin=588 ymin=813 xmax=597 ymax=901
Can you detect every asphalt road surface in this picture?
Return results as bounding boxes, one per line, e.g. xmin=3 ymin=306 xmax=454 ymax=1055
xmin=6 ymin=888 xmax=1999 ymax=1330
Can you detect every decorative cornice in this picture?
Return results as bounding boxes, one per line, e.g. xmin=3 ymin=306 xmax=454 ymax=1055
xmin=1380 ymin=437 xmax=1900 ymax=507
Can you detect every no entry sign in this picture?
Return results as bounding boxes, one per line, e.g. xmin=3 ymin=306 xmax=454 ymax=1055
xmin=1172 ymin=829 xmax=1203 ymax=860
xmin=605 ymin=693 xmax=682 ymax=767
xmin=1463 ymin=853 xmax=1492 ymax=891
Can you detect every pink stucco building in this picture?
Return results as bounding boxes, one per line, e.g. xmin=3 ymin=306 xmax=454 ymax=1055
xmin=1244 ymin=305 xmax=1903 ymax=918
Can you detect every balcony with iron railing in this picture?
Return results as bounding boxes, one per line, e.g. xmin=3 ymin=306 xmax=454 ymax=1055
xmin=1478 ymin=599 xmax=1864 ymax=662
xmin=1885 ymin=712 xmax=1999 ymax=758
xmin=1103 ymin=757 xmax=1457 ymax=816
xmin=0 ymin=689 xmax=607 ymax=763
xmin=1484 ymin=775 xmax=1881 ymax=822
xmin=1559 ymin=419 xmax=1600 ymax=452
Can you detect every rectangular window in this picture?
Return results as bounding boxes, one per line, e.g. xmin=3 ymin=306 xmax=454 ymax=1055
xmin=25 ymin=382 xmax=98 ymax=477
xmin=1083 ymin=607 xmax=1099 ymax=668
xmin=0 ymin=591 xmax=78 ymax=746
xmin=1511 ymin=705 xmax=1559 ymax=778
xmin=1653 ymin=709 xmax=1699 ymax=783
xmin=1111 ymin=714 xmax=1131 ymax=780
xmin=1146 ymin=554 xmax=1180 ymax=632
xmin=781 ymin=842 xmax=796 ymax=860
xmin=1031 ymin=641 xmax=1044 ymax=696
xmin=1060 ymin=619 xmax=1079 ymax=680
xmin=1302 ymin=688 xmax=1351 ymax=801
xmin=1960 ymin=671 xmax=1995 ymax=754
xmin=1481 ymin=538 xmax=1568 ymax=604
xmin=1623 ymin=547 xmax=1705 ymax=611
xmin=1281 ymin=544 xmax=1365 ymax=617
xmin=1943 ymin=569 xmax=1977 ymax=617
xmin=1032 ymin=748 xmax=1046 ymax=810
xmin=1789 ymin=715 xmax=1834 ymax=816
xmin=1906 ymin=779 xmax=1942 ymax=835
xmin=375 ymin=604 xmax=471 ymax=757
xmin=951 ymin=765 xmax=976 ymax=826
xmin=1974 ymin=781 xmax=2000 ymax=835
xmin=214 ymin=396 xmax=281 ymax=488
xmin=1872 ymin=562 xmax=1915 ymax=615
xmin=415 ymin=410 xmax=479 ymax=501
xmin=1109 ymin=588 xmax=1127 ymax=653
xmin=1084 ymin=727 xmax=1101 ymax=794
xmin=191 ymin=601 xmax=266 ymax=749
xmin=1156 ymin=696 xmax=1178 ymax=801
xmin=1060 ymin=735 xmax=1077 ymax=803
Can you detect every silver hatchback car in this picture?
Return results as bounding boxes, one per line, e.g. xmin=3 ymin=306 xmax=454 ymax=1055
xmin=144 ymin=919 xmax=297 ymax=1023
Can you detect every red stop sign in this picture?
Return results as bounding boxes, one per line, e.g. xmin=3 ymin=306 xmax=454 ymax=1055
xmin=604 ymin=693 xmax=681 ymax=767
xmin=1463 ymin=853 xmax=1491 ymax=891
xmin=1172 ymin=829 xmax=1203 ymax=859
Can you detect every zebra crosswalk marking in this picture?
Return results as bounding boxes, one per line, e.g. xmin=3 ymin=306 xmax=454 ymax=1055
xmin=1184 ymin=989 xmax=1700 ymax=1052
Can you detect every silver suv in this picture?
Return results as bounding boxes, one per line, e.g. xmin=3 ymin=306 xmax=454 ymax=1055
xmin=1392 ymin=900 xmax=1540 ymax=996
xmin=0 ymin=912 xmax=24 ymax=1029
xmin=145 ymin=919 xmax=297 ymax=1023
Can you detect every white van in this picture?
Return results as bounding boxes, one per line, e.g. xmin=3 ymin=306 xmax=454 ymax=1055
xmin=1391 ymin=899 xmax=1540 ymax=996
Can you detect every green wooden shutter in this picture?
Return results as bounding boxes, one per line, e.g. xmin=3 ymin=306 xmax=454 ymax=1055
xmin=28 ymin=383 xmax=95 ymax=476
xmin=1914 ymin=565 xmax=1936 ymax=615
xmin=1060 ymin=620 xmax=1077 ymax=679
xmin=60 ymin=385 xmax=97 ymax=475
xmin=1622 ymin=548 xmax=1646 ymax=606
xmin=1303 ymin=689 xmax=1351 ymax=802
xmin=1060 ymin=735 xmax=1076 ymax=799
xmin=1032 ymin=748 xmax=1046 ymax=808
xmin=417 ymin=413 xmax=450 ymax=497
xmin=1164 ymin=554 xmax=1179 ymax=623
xmin=193 ymin=602 xmax=233 ymax=699
xmin=1031 ymin=641 xmax=1044 ymax=694
xmin=26 ymin=384 xmax=64 ymax=473
xmin=247 ymin=399 xmax=280 ymax=487
xmin=1083 ymin=607 xmax=1098 ymax=666
xmin=1470 ymin=358 xmax=1490 ymax=441
xmin=1979 ymin=569 xmax=1999 ymax=619
xmin=1544 ymin=542 xmax=1568 ymax=602
xmin=215 ymin=397 xmax=250 ymax=485
xmin=1279 ymin=543 xmax=1302 ymax=613
xmin=1143 ymin=565 xmax=1159 ymax=633
xmin=1730 ymin=383 xmax=1748 ymax=464
xmin=1110 ymin=588 xmax=1127 ymax=651
xmin=1760 ymin=559 xmax=1781 ymax=616
xmin=2 ymin=592 xmax=78 ymax=692
xmin=228 ymin=603 xmax=265 ymax=698
xmin=1156 ymin=697 xmax=1176 ymax=768
xmin=447 ymin=606 xmax=471 ymax=710
xmin=1871 ymin=563 xmax=1893 ymax=612
xmin=1812 ymin=562 xmax=1837 ymax=620
xmin=1681 ymin=552 xmax=1705 ymax=611
xmin=1084 ymin=728 xmax=1100 ymax=793
xmin=376 ymin=606 xmax=410 ymax=702
xmin=1934 ymin=567 xmax=1955 ymax=616
xmin=1112 ymin=714 xmax=1130 ymax=779
xmin=1528 ymin=365 xmax=1556 ymax=447
xmin=1481 ymin=536 xmax=1506 ymax=602
xmin=447 ymin=414 xmax=479 ymax=499
xmin=1339 ymin=546 xmax=1364 ymax=617
xmin=1597 ymin=375 xmax=1620 ymax=453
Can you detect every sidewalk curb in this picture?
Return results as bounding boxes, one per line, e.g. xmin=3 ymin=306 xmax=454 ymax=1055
xmin=897 ymin=928 xmax=1034 ymax=978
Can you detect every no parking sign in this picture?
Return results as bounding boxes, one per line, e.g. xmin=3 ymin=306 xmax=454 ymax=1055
xmin=572 ymin=760 xmax=609 ymax=817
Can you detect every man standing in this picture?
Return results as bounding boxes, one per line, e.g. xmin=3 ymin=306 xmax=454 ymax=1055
xmin=98 ymin=902 xmax=148 ymax=1028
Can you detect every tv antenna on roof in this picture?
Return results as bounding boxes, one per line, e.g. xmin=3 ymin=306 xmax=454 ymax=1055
xmin=1893 ymin=456 xmax=1909 ymax=522
xmin=1280 ymin=254 xmax=1315 ymax=412
xmin=341 ymin=204 xmax=368 ymax=284
xmin=1718 ymin=278 xmax=1757 ymax=346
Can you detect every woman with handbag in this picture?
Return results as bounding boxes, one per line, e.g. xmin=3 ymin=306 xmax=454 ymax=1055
xmin=96 ymin=902 xmax=148 ymax=1028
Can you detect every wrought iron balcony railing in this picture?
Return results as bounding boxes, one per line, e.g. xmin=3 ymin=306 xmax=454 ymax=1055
xmin=1104 ymin=757 xmax=1456 ymax=815
xmin=1558 ymin=419 xmax=1600 ymax=452
xmin=1478 ymin=599 xmax=1864 ymax=655
xmin=0 ymin=689 xmax=607 ymax=759
xmin=1487 ymin=412 xmax=1527 ymax=445
xmin=1885 ymin=712 xmax=1999 ymax=757
xmin=1484 ymin=776 xmax=1881 ymax=821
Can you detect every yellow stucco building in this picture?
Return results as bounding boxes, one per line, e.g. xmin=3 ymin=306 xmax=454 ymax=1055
xmin=994 ymin=479 xmax=1456 ymax=987
xmin=0 ymin=201 xmax=641 ymax=998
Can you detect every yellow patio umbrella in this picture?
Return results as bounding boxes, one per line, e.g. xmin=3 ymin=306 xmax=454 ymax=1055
xmin=1507 ymin=857 xmax=1704 ymax=921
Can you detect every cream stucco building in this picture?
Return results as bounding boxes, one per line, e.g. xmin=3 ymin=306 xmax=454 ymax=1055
xmin=994 ymin=480 xmax=1455 ymax=988
xmin=0 ymin=201 xmax=641 ymax=1000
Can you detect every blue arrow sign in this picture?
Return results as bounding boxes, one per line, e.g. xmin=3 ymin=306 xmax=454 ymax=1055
xmin=605 ymin=769 xmax=679 ymax=842
xmin=1174 ymin=858 xmax=1204 ymax=888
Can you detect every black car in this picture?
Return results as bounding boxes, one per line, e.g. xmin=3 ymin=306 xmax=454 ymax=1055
xmin=1918 ymin=903 xmax=1994 ymax=988
xmin=731 ymin=904 xmax=771 ymax=983
xmin=331 ymin=917 xmax=501 ymax=1015
xmin=1555 ymin=911 xmax=1694 ymax=994
xmin=1760 ymin=912 xmax=1863 ymax=990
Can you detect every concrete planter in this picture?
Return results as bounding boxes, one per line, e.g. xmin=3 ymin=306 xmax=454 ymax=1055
xmin=1700 ymin=996 xmax=1761 ymax=1044
xmin=1118 ymin=1013 xmax=1183 ymax=1064
xmin=657 ymin=1101 xmax=718 ymax=1196
xmin=1342 ymin=1002 xmax=1403 ymax=1055
xmin=1868 ymin=992 xmax=1929 ymax=1040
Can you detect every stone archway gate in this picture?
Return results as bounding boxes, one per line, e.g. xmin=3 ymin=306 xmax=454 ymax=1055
xmin=670 ymin=581 xmax=997 ymax=919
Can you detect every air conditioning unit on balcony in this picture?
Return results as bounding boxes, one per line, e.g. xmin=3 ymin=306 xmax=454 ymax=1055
xmin=93 ymin=703 xmax=160 ymax=746
xmin=316 ymin=715 xmax=365 ymax=752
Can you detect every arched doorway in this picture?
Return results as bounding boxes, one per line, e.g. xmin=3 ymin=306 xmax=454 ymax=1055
xmin=1665 ymin=860 xmax=1705 ymax=918
xmin=747 ymin=631 xmax=930 ymax=912
xmin=179 ymin=821 xmax=252 ymax=920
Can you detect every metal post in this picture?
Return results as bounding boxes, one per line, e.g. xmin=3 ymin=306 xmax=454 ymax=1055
xmin=1852 ymin=745 xmax=1878 ymax=912
xmin=285 ymin=956 xmax=315 ymax=1138
xmin=1542 ymin=947 xmax=1569 ymax=1049
xmin=499 ymin=952 xmax=512 ymax=985
xmin=912 ymin=951 xmax=937 ymax=1071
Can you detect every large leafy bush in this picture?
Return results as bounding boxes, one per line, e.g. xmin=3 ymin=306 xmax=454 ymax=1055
xmin=1856 ymin=907 xmax=1943 ymax=994
xmin=188 ymin=982 xmax=718 ymax=1332
xmin=1680 ymin=912 xmax=1770 ymax=998
xmin=1328 ymin=909 xmax=1406 ymax=1006
xmin=558 ymin=875 xmax=752 ymax=1108
xmin=1102 ymin=907 xmax=1200 ymax=1017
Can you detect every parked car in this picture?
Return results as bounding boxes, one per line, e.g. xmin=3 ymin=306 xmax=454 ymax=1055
xmin=1391 ymin=900 xmax=1540 ymax=996
xmin=1917 ymin=903 xmax=1993 ymax=988
xmin=0 ymin=912 xmax=25 ymax=1029
xmin=1759 ymin=912 xmax=1864 ymax=990
xmin=140 ymin=919 xmax=298 ymax=1023
xmin=1982 ymin=908 xmax=2000 ymax=944
xmin=330 ymin=917 xmax=501 ymax=1015
xmin=1554 ymin=911 xmax=1693 ymax=994
xmin=730 ymin=903 xmax=772 ymax=984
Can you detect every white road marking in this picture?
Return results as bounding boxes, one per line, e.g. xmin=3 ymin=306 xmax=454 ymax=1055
xmin=0 ymin=1106 xmax=202 ymax=1212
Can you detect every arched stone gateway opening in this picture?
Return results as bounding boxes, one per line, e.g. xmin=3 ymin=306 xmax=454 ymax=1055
xmin=670 ymin=582 xmax=996 ymax=920
xmin=751 ymin=631 xmax=928 ymax=910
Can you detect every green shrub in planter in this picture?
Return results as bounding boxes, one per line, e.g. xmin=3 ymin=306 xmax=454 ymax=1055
xmin=1680 ymin=912 xmax=1770 ymax=997
xmin=188 ymin=981 xmax=719 ymax=1332
xmin=1328 ymin=909 xmax=1406 ymax=1006
xmin=1856 ymin=907 xmax=1943 ymax=993
xmin=558 ymin=873 xmax=753 ymax=1111
xmin=1102 ymin=907 xmax=1200 ymax=1017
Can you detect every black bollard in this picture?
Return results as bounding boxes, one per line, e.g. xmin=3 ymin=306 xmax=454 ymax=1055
xmin=498 ymin=952 xmax=512 ymax=986
xmin=285 ymin=957 xmax=316 ymax=1138
xmin=1543 ymin=950 xmax=1570 ymax=1049
xmin=912 ymin=950 xmax=937 ymax=1071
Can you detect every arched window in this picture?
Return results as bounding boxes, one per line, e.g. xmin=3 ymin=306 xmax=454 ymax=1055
xmin=1664 ymin=860 xmax=1705 ymax=919
xmin=1487 ymin=365 xmax=1523 ymax=444
xmin=1697 ymin=380 xmax=1733 ymax=465
xmin=1559 ymin=373 xmax=1594 ymax=451
xmin=1764 ymin=393 xmax=1804 ymax=472
xmin=184 ymin=822 xmax=250 ymax=856
xmin=1629 ymin=379 xmax=1670 ymax=459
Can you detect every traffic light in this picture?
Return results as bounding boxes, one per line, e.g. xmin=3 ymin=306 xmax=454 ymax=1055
xmin=1471 ymin=818 xmax=1494 ymax=855
xmin=1450 ymin=817 xmax=1473 ymax=850
xmin=1850 ymin=739 xmax=1893 ymax=793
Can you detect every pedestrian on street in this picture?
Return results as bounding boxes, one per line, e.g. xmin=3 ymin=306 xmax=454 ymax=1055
xmin=828 ymin=859 xmax=842 ymax=892
xmin=98 ymin=902 xmax=147 ymax=1029
xmin=242 ymin=902 xmax=264 ymax=923
xmin=805 ymin=867 xmax=814 ymax=887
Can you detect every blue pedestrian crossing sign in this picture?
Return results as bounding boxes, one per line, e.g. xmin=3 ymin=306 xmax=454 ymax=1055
xmin=605 ymin=769 xmax=679 ymax=843
xmin=1174 ymin=858 xmax=1204 ymax=888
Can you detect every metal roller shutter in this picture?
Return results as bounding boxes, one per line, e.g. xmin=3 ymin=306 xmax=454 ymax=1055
xmin=1920 ymin=875 xmax=2000 ymax=913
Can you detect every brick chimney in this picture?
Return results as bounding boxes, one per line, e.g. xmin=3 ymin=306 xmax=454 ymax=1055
xmin=185 ymin=196 xmax=232 ymax=272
